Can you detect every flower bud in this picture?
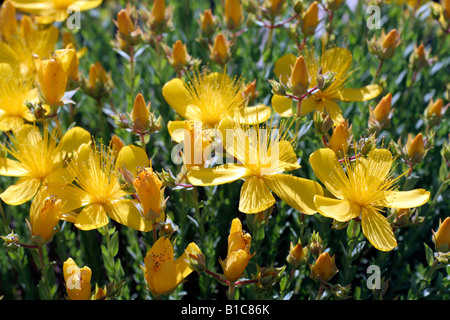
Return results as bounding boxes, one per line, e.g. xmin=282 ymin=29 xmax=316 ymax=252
xmin=374 ymin=93 xmax=392 ymax=123
xmin=302 ymin=1 xmax=319 ymax=36
xmin=242 ymin=79 xmax=258 ymax=103
xmin=30 ymin=195 xmax=62 ymax=242
xmin=328 ymin=121 xmax=351 ymax=157
xmin=266 ymin=0 xmax=284 ymax=15
xmin=210 ymin=33 xmax=231 ymax=65
xmin=289 ymin=55 xmax=310 ymax=96
xmin=117 ymin=9 xmax=135 ymax=36
xmin=84 ymin=62 xmax=114 ymax=99
xmin=63 ymin=258 xmax=92 ymax=300
xmin=169 ymin=40 xmax=190 ymax=73
xmin=424 ymin=98 xmax=445 ymax=126
xmin=131 ymin=93 xmax=151 ymax=130
xmin=200 ymin=9 xmax=215 ymax=37
xmin=308 ymin=231 xmax=323 ymax=257
xmin=286 ymin=241 xmax=308 ymax=268
xmin=382 ymin=29 xmax=399 ymax=48
xmin=36 ymin=49 xmax=75 ymax=106
xmin=433 ymin=217 xmax=450 ymax=253
xmin=309 ymin=252 xmax=338 ymax=282
xmin=313 ymin=110 xmax=333 ymax=134
xmin=133 ymin=167 xmax=165 ymax=220
xmin=406 ymin=133 xmax=425 ymax=160
xmin=110 ymin=134 xmax=125 ymax=155
xmin=225 ymin=0 xmax=243 ymax=31
xmin=152 ymin=0 xmax=166 ymax=24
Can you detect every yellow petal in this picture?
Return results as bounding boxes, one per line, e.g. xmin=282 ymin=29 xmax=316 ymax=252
xmin=152 ymin=261 xmax=178 ymax=295
xmin=115 ymin=145 xmax=149 ymax=176
xmin=175 ymin=242 xmax=201 ymax=283
xmin=273 ymin=53 xmax=296 ymax=83
xmin=239 ymin=176 xmax=275 ymax=214
xmin=237 ymin=104 xmax=272 ymax=125
xmin=75 ymin=203 xmax=109 ymax=231
xmin=361 ymin=206 xmax=397 ymax=252
xmin=317 ymin=100 xmax=344 ymax=123
xmin=59 ymin=127 xmax=91 ymax=156
xmin=263 ymin=174 xmax=323 ymax=215
xmin=0 ymin=157 xmax=28 ymax=177
xmin=221 ymin=249 xmax=249 ymax=282
xmin=167 ymin=120 xmax=186 ymax=143
xmin=366 ymin=148 xmax=393 ymax=180
xmin=314 ymin=196 xmax=361 ymax=222
xmin=71 ymin=0 xmax=103 ymax=11
xmin=384 ymin=189 xmax=430 ymax=209
xmin=309 ymin=148 xmax=348 ymax=199
xmin=45 ymin=167 xmax=74 ymax=185
xmin=105 ymin=199 xmax=155 ymax=232
xmin=271 ymin=94 xmax=293 ymax=117
xmin=0 ymin=177 xmax=40 ymax=205
xmin=44 ymin=183 xmax=89 ymax=213
xmin=187 ymin=163 xmax=251 ymax=186
xmin=162 ymin=78 xmax=192 ymax=119
xmin=330 ymin=84 xmax=382 ymax=102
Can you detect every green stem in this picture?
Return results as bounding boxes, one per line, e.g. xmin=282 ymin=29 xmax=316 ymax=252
xmin=193 ymin=186 xmax=205 ymax=236
xmin=228 ymin=283 xmax=236 ymax=300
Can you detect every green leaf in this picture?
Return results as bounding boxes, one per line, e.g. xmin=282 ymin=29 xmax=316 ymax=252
xmin=424 ymin=243 xmax=434 ymax=267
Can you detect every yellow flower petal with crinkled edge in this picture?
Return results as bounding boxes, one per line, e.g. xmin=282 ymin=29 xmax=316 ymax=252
xmin=309 ymin=148 xmax=349 ymax=199
xmin=384 ymin=189 xmax=430 ymax=209
xmin=361 ymin=206 xmax=397 ymax=252
xmin=314 ymin=196 xmax=361 ymax=222
xmin=238 ymin=176 xmax=276 ymax=214
xmin=74 ymin=203 xmax=109 ymax=231
xmin=175 ymin=242 xmax=202 ymax=283
xmin=0 ymin=157 xmax=28 ymax=177
xmin=162 ymin=78 xmax=193 ymax=119
xmin=328 ymin=85 xmax=383 ymax=102
xmin=115 ymin=145 xmax=149 ymax=176
xmin=263 ymin=174 xmax=323 ymax=215
xmin=0 ymin=177 xmax=40 ymax=205
xmin=187 ymin=163 xmax=251 ymax=186
xmin=105 ymin=199 xmax=156 ymax=232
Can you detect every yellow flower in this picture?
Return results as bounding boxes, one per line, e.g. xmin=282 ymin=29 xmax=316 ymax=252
xmin=310 ymin=148 xmax=430 ymax=251
xmin=0 ymin=123 xmax=91 ymax=206
xmin=10 ymin=0 xmax=102 ymax=23
xmin=187 ymin=120 xmax=324 ymax=214
xmin=63 ymin=257 xmax=92 ymax=300
xmin=162 ymin=68 xmax=271 ymax=143
xmin=0 ymin=75 xmax=38 ymax=131
xmin=224 ymin=0 xmax=243 ymax=31
xmin=302 ymin=1 xmax=319 ymax=36
xmin=433 ymin=217 xmax=450 ymax=253
xmin=45 ymin=143 xmax=156 ymax=231
xmin=272 ymin=47 xmax=382 ymax=122
xmin=219 ymin=218 xmax=253 ymax=282
xmin=142 ymin=236 xmax=201 ymax=296
xmin=309 ymin=252 xmax=338 ymax=281
xmin=29 ymin=187 xmax=62 ymax=242
xmin=35 ymin=48 xmax=75 ymax=106
xmin=0 ymin=14 xmax=59 ymax=78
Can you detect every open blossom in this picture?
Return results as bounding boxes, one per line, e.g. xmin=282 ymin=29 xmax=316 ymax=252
xmin=310 ymin=148 xmax=430 ymax=251
xmin=272 ymin=47 xmax=382 ymax=122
